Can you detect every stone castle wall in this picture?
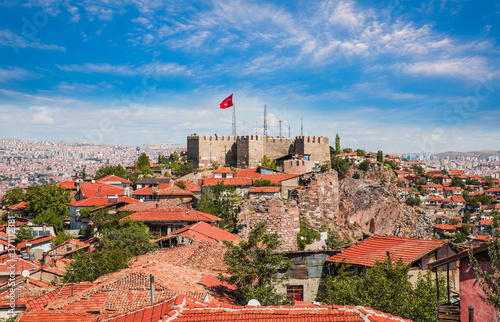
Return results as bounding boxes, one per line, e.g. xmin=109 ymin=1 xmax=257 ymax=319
xmin=187 ymin=135 xmax=329 ymax=168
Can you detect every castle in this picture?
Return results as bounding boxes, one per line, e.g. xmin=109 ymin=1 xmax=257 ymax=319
xmin=187 ymin=135 xmax=330 ymax=169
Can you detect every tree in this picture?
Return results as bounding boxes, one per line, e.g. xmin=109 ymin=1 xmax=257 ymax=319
xmin=16 ymin=225 xmax=33 ymax=242
xmin=253 ymin=179 xmax=278 ymax=187
xmin=137 ymin=152 xmax=152 ymax=175
xmin=352 ymin=172 xmax=361 ymax=179
xmin=175 ymin=180 xmax=187 ymax=189
xmin=258 ymin=155 xmax=277 ymax=170
xmin=64 ymin=225 xmax=157 ymax=282
xmin=405 ymin=194 xmax=421 ymax=206
xmin=441 ymin=169 xmax=449 ymax=176
xmin=169 ymin=152 xmax=180 ymax=162
xmin=93 ymin=164 xmax=127 ymax=180
xmin=51 ymin=230 xmax=76 ymax=247
xmin=1 ymin=187 xmax=25 ymax=208
xmin=218 ymin=222 xmax=292 ymax=305
xmin=359 ymin=159 xmax=370 ymax=172
xmin=196 ymin=182 xmax=242 ymax=233
xmin=331 ymin=157 xmax=350 ymax=178
xmin=468 ymin=239 xmax=500 ymax=311
xmin=355 ymin=149 xmax=366 ymax=157
xmin=376 ymin=150 xmax=383 ymax=163
xmin=318 ymin=256 xmax=443 ymax=322
xmin=335 ymin=134 xmax=341 ymax=155
xmin=297 ymin=218 xmax=320 ymax=250
xmin=451 ymin=176 xmax=465 ymax=188
xmin=413 ymin=165 xmax=424 ymax=177
xmin=25 ymin=185 xmax=72 ymax=228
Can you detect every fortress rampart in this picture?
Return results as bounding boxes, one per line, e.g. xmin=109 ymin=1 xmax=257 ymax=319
xmin=187 ymin=135 xmax=329 ymax=169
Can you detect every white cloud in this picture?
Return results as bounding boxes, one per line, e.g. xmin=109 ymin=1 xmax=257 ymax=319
xmin=0 ymin=29 xmax=66 ymax=51
xmin=57 ymin=62 xmax=191 ymax=77
xmin=394 ymin=57 xmax=491 ymax=80
xmin=30 ymin=106 xmax=56 ymax=124
xmin=0 ymin=67 xmax=37 ymax=82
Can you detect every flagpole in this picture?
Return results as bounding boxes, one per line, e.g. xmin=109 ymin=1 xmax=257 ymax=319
xmin=232 ymin=104 xmax=236 ymax=137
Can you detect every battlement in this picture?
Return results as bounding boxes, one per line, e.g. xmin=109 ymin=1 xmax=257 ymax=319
xmin=295 ymin=136 xmax=329 ymax=144
xmin=236 ymin=135 xmax=262 ymax=141
xmin=187 ymin=135 xmax=236 ymax=141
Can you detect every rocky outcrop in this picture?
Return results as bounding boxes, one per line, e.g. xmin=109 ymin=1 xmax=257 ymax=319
xmin=237 ymin=196 xmax=300 ymax=250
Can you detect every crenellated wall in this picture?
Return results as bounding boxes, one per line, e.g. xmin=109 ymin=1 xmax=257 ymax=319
xmin=187 ymin=135 xmax=329 ymax=169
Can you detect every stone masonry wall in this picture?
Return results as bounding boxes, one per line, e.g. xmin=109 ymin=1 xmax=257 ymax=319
xmin=295 ymin=171 xmax=340 ymax=229
xmin=187 ymin=135 xmax=237 ymax=167
xmin=237 ymin=136 xmax=264 ymax=168
xmin=295 ymin=136 xmax=330 ymax=165
xmin=238 ymin=196 xmax=300 ymax=250
xmin=263 ymin=137 xmax=295 ymax=161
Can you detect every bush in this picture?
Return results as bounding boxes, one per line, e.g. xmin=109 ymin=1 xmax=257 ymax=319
xmin=353 ymin=172 xmax=361 ymax=179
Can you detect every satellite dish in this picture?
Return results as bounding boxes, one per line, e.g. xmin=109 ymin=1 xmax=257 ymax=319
xmin=22 ymin=270 xmax=30 ymax=277
xmin=247 ymin=299 xmax=261 ymax=306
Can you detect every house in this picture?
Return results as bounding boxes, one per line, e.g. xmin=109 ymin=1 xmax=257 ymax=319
xmin=201 ymin=178 xmax=253 ymax=198
xmin=425 ymin=195 xmax=444 ymax=207
xmin=326 ymin=235 xmax=459 ymax=287
xmin=74 ymin=181 xmax=125 ymax=201
xmin=42 ymin=238 xmax=92 ymax=264
xmin=132 ymin=186 xmax=194 ymax=204
xmin=450 ymin=195 xmax=466 ymax=208
xmin=0 ymin=276 xmax=52 ymax=318
xmin=8 ymin=201 xmax=29 ymax=218
xmin=135 ymin=177 xmax=172 ymax=189
xmin=120 ymin=207 xmax=219 ymax=237
xmin=56 ymin=180 xmax=77 ymax=195
xmin=485 ymin=188 xmax=500 ymax=197
xmin=394 ymin=170 xmax=412 ymax=178
xmin=0 ymin=258 xmax=40 ymax=284
xmin=95 ymin=175 xmax=132 ymax=194
xmin=212 ymin=167 xmax=234 ymax=178
xmin=276 ymin=154 xmax=317 ymax=174
xmin=276 ymin=249 xmax=339 ymax=302
xmin=154 ymin=221 xmax=237 ymax=248
xmin=428 ymin=243 xmax=498 ymax=322
xmin=479 ymin=219 xmax=492 ymax=232
xmin=17 ymin=235 xmax=54 ymax=260
xmin=434 ymin=224 xmax=456 ymax=238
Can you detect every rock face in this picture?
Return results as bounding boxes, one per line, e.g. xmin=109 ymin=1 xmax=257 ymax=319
xmin=236 ymin=166 xmax=435 ymax=248
xmin=237 ymin=196 xmax=300 ymax=250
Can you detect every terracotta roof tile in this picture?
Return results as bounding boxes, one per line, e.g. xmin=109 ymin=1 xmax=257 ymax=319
xmin=78 ymin=182 xmax=125 ymax=198
xmin=249 ymin=186 xmax=281 ymax=193
xmin=154 ymin=222 xmax=237 ymax=243
xmin=326 ymin=235 xmax=446 ymax=267
xmin=56 ymin=180 xmax=77 ymax=190
xmin=95 ymin=175 xmax=131 ymax=184
xmin=213 ymin=167 xmax=234 ymax=174
xmin=17 ymin=235 xmax=54 ymax=248
xmin=202 ymin=178 xmax=253 ymax=186
xmin=121 ymin=208 xmax=218 ymax=223
xmin=8 ymin=201 xmax=28 ymax=210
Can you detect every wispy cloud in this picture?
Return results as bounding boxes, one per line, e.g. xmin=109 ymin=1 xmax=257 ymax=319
xmin=57 ymin=62 xmax=191 ymax=77
xmin=0 ymin=67 xmax=38 ymax=82
xmin=0 ymin=29 xmax=66 ymax=51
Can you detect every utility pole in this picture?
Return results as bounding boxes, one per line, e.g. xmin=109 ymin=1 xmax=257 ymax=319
xmin=288 ymin=125 xmax=290 ymax=138
xmin=301 ymin=117 xmax=303 ymax=136
xmin=279 ymin=120 xmax=282 ymax=138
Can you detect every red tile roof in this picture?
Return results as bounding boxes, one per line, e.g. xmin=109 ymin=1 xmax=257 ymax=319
xmin=154 ymin=222 xmax=237 ymax=243
xmin=261 ymin=174 xmax=300 ymax=185
xmin=56 ymin=180 xmax=77 ymax=190
xmin=180 ymin=181 xmax=201 ymax=193
xmin=155 ymin=186 xmax=194 ymax=197
xmin=249 ymin=186 xmax=281 ymax=193
xmin=0 ymin=258 xmax=40 ymax=275
xmin=435 ymin=224 xmax=456 ymax=231
xmin=213 ymin=167 xmax=234 ymax=174
xmin=17 ymin=235 xmax=54 ymax=249
xmin=486 ymin=188 xmax=500 ymax=193
xmin=480 ymin=219 xmax=493 ymax=226
xmin=100 ymin=294 xmax=411 ymax=322
xmin=202 ymin=178 xmax=253 ymax=186
xmin=326 ymin=235 xmax=446 ymax=267
xmin=78 ymin=182 xmax=125 ymax=198
xmin=121 ymin=208 xmax=219 ymax=223
xmin=95 ymin=175 xmax=131 ymax=184
xmin=8 ymin=201 xmax=28 ymax=210
xmin=234 ymin=168 xmax=262 ymax=179
xmin=450 ymin=196 xmax=465 ymax=202
xmin=68 ymin=197 xmax=109 ymax=207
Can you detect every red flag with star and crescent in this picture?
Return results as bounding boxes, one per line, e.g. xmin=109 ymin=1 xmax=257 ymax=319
xmin=219 ymin=94 xmax=233 ymax=109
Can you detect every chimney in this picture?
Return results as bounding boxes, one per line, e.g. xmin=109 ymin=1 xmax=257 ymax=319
xmin=150 ymin=274 xmax=155 ymax=304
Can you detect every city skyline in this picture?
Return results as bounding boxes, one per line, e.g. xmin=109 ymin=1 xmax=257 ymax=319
xmin=1 ymin=0 xmax=499 ymax=154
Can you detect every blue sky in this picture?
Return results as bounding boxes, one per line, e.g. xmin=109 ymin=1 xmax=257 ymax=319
xmin=0 ymin=0 xmax=499 ymax=154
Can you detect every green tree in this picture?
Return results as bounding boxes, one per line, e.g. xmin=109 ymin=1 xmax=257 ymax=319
xmin=318 ymin=256 xmax=443 ymax=322
xmin=1 ymin=187 xmax=25 ymax=208
xmin=25 ymin=185 xmax=72 ymax=228
xmin=196 ymin=183 xmax=242 ymax=233
xmin=64 ymin=225 xmax=157 ymax=282
xmin=51 ymin=230 xmax=76 ymax=247
xmin=335 ymin=134 xmax=341 ymax=155
xmin=16 ymin=225 xmax=33 ymax=242
xmin=359 ymin=159 xmax=370 ymax=172
xmin=376 ymin=150 xmax=383 ymax=163
xmin=137 ymin=152 xmax=152 ymax=175
xmin=218 ymin=222 xmax=292 ymax=305
xmin=169 ymin=151 xmax=180 ymax=162
xmin=441 ymin=169 xmax=449 ymax=175
xmin=331 ymin=157 xmax=350 ymax=178
xmin=253 ymin=179 xmax=278 ymax=187
xmin=413 ymin=165 xmax=424 ymax=176
xmin=405 ymin=193 xmax=421 ymax=206
xmin=355 ymin=149 xmax=366 ymax=157
xmin=93 ymin=164 xmax=127 ymax=180
xmin=451 ymin=176 xmax=465 ymax=188
xmin=468 ymin=239 xmax=500 ymax=311
xmin=383 ymin=160 xmax=399 ymax=170
xmin=258 ymin=155 xmax=277 ymax=170
xmin=352 ymin=172 xmax=361 ymax=179
xmin=297 ymin=218 xmax=320 ymax=250
xmin=175 ymin=180 xmax=187 ymax=189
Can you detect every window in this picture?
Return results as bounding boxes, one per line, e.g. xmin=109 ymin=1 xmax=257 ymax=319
xmin=304 ymin=155 xmax=310 ymax=161
xmin=287 ymin=285 xmax=303 ymax=302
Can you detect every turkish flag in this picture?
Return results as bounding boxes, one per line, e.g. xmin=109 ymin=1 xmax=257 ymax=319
xmin=219 ymin=94 xmax=233 ymax=109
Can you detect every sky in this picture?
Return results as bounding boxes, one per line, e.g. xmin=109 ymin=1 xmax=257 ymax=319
xmin=0 ymin=0 xmax=499 ymax=154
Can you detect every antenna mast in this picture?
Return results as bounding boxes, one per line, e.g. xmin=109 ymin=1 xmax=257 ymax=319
xmin=263 ymin=104 xmax=267 ymax=137
xmin=279 ymin=120 xmax=282 ymax=138
xmin=301 ymin=117 xmax=303 ymax=136
xmin=232 ymin=104 xmax=236 ymax=136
